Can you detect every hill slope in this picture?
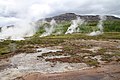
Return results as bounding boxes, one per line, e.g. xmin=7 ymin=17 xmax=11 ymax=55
xmin=44 ymin=13 xmax=120 ymax=22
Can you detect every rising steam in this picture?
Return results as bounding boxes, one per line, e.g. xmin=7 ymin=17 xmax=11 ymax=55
xmin=0 ymin=1 xmax=52 ymax=40
xmin=40 ymin=19 xmax=57 ymax=37
xmin=0 ymin=20 xmax=36 ymax=40
xmin=88 ymin=15 xmax=106 ymax=36
xmin=97 ymin=15 xmax=106 ymax=32
xmin=65 ymin=17 xmax=84 ymax=34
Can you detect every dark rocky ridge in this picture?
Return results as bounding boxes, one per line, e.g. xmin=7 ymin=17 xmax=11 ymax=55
xmin=44 ymin=13 xmax=120 ymax=22
xmin=0 ymin=27 xmax=1 ymax=32
xmin=0 ymin=25 xmax=14 ymax=32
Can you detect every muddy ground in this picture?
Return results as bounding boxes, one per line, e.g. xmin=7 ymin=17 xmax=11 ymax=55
xmin=15 ymin=63 xmax=120 ymax=80
xmin=0 ymin=38 xmax=120 ymax=80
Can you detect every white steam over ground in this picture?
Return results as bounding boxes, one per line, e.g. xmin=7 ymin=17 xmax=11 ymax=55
xmin=0 ymin=20 xmax=36 ymax=40
xmin=65 ymin=17 xmax=84 ymax=34
xmin=88 ymin=15 xmax=106 ymax=36
xmin=0 ymin=0 xmax=120 ymax=40
xmin=0 ymin=0 xmax=53 ymax=40
xmin=40 ymin=19 xmax=57 ymax=37
xmin=97 ymin=15 xmax=106 ymax=32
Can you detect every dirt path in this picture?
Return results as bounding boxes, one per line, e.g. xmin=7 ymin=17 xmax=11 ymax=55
xmin=15 ymin=63 xmax=120 ymax=80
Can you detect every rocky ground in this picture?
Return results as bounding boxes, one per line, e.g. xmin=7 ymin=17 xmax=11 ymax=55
xmin=0 ymin=38 xmax=120 ymax=80
xmin=15 ymin=63 xmax=120 ymax=80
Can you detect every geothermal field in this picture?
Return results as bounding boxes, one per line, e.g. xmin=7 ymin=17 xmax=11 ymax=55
xmin=0 ymin=1 xmax=120 ymax=80
xmin=0 ymin=13 xmax=120 ymax=80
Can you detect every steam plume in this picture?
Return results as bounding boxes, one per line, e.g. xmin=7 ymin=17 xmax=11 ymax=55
xmin=65 ymin=17 xmax=84 ymax=34
xmin=97 ymin=15 xmax=106 ymax=32
xmin=88 ymin=15 xmax=106 ymax=36
xmin=40 ymin=19 xmax=57 ymax=37
xmin=0 ymin=20 xmax=36 ymax=40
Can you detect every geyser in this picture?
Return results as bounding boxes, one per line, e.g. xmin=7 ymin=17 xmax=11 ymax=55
xmin=65 ymin=17 xmax=84 ymax=34
xmin=0 ymin=1 xmax=53 ymax=40
xmin=97 ymin=15 xmax=106 ymax=32
xmin=88 ymin=15 xmax=106 ymax=36
xmin=40 ymin=19 xmax=57 ymax=37
xmin=0 ymin=20 xmax=36 ymax=40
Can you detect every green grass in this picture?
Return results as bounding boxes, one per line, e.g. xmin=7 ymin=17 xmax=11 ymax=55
xmin=1 ymin=32 xmax=119 ymax=54
xmin=34 ymin=21 xmax=71 ymax=37
xmin=34 ymin=20 xmax=120 ymax=37
xmin=0 ymin=32 xmax=120 ymax=54
xmin=83 ymin=58 xmax=99 ymax=67
xmin=44 ymin=32 xmax=120 ymax=40
xmin=104 ymin=20 xmax=120 ymax=32
xmin=0 ymin=19 xmax=120 ymax=57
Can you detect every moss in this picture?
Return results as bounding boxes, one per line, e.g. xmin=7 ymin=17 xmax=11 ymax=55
xmin=83 ymin=57 xmax=99 ymax=67
xmin=101 ymin=54 xmax=113 ymax=62
xmin=43 ymin=32 xmax=120 ymax=40
xmin=35 ymin=20 xmax=120 ymax=37
xmin=63 ymin=46 xmax=75 ymax=51
xmin=0 ymin=32 xmax=120 ymax=61
xmin=90 ymin=48 xmax=107 ymax=56
xmin=41 ymin=51 xmax=64 ymax=57
xmin=45 ymin=56 xmax=83 ymax=63
xmin=0 ymin=47 xmax=10 ymax=55
xmin=111 ymin=53 xmax=120 ymax=56
xmin=86 ymin=60 xmax=99 ymax=67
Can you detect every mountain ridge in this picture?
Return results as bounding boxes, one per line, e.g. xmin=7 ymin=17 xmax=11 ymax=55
xmin=43 ymin=13 xmax=120 ymax=22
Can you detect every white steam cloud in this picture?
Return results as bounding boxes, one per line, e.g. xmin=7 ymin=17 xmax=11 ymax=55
xmin=0 ymin=0 xmax=53 ymax=40
xmin=97 ymin=15 xmax=106 ymax=32
xmin=0 ymin=20 xmax=36 ymax=40
xmin=0 ymin=0 xmax=119 ymax=40
xmin=40 ymin=19 xmax=57 ymax=37
xmin=65 ymin=17 xmax=84 ymax=34
xmin=88 ymin=15 xmax=106 ymax=36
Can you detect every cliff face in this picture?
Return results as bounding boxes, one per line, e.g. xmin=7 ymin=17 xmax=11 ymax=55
xmin=44 ymin=13 xmax=120 ymax=22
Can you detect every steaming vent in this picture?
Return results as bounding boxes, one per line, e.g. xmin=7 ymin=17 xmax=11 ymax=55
xmin=88 ymin=15 xmax=106 ymax=36
xmin=0 ymin=21 xmax=37 ymax=40
xmin=65 ymin=17 xmax=84 ymax=34
xmin=40 ymin=19 xmax=57 ymax=37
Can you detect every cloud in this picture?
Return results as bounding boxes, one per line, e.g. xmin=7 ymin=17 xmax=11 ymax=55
xmin=0 ymin=17 xmax=21 ymax=26
xmin=0 ymin=0 xmax=119 ymax=26
xmin=0 ymin=0 xmax=120 ymax=40
xmin=0 ymin=0 xmax=120 ymax=20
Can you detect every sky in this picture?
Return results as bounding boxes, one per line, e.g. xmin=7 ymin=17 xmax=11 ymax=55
xmin=0 ymin=0 xmax=120 ymax=26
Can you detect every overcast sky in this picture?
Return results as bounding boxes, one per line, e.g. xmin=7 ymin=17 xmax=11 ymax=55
xmin=0 ymin=0 xmax=120 ymax=26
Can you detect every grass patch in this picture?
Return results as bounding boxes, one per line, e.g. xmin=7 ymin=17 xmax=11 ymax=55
xmin=0 ymin=32 xmax=120 ymax=60
xmin=45 ymin=56 xmax=83 ymax=63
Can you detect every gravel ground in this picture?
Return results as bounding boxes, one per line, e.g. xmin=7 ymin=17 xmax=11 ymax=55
xmin=15 ymin=63 xmax=120 ymax=80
